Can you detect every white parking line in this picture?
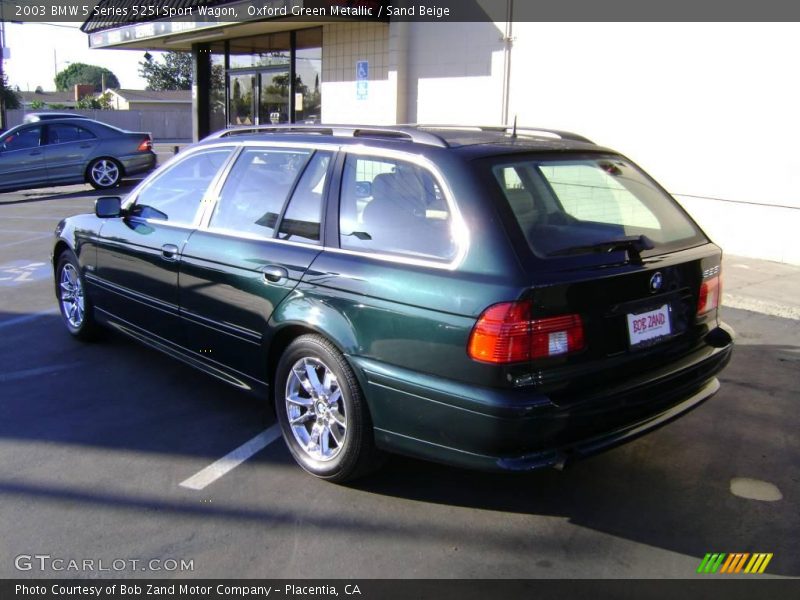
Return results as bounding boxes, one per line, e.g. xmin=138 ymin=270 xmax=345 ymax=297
xmin=179 ymin=425 xmax=283 ymax=491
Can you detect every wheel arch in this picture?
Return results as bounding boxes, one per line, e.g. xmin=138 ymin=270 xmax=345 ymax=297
xmin=265 ymin=294 xmax=363 ymax=392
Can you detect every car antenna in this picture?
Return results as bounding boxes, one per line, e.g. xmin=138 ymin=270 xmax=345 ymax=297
xmin=511 ymin=115 xmax=518 ymax=138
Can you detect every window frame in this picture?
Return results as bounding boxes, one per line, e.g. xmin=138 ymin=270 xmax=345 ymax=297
xmin=123 ymin=143 xmax=238 ymax=229
xmin=121 ymin=140 xmax=470 ymax=271
xmin=201 ymin=144 xmax=336 ymax=245
xmin=45 ymin=123 xmax=97 ymax=146
xmin=328 ymin=146 xmax=469 ymax=271
xmin=2 ymin=125 xmax=44 ymax=152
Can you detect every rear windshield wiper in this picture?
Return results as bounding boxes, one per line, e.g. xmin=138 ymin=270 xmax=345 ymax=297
xmin=547 ymin=234 xmax=655 ymax=263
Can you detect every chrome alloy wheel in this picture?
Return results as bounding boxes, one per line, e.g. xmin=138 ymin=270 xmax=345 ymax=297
xmin=90 ymin=159 xmax=120 ymax=187
xmin=285 ymin=357 xmax=347 ymax=461
xmin=59 ymin=263 xmax=85 ymax=328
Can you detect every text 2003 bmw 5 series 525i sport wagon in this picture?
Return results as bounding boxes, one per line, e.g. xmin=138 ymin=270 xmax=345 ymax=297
xmin=52 ymin=124 xmax=733 ymax=482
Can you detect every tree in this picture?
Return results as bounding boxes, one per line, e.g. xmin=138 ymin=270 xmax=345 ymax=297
xmin=76 ymin=92 xmax=113 ymax=110
xmin=55 ymin=63 xmax=120 ymax=93
xmin=1 ymin=74 xmax=21 ymax=110
xmin=139 ymin=51 xmax=192 ymax=91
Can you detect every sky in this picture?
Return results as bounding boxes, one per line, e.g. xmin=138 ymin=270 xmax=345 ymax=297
xmin=3 ymin=22 xmax=151 ymax=91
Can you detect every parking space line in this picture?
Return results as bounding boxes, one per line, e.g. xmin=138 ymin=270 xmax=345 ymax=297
xmin=179 ymin=425 xmax=282 ymax=491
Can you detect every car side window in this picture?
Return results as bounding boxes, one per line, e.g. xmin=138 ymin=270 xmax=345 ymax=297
xmin=277 ymin=151 xmax=332 ymax=244
xmin=2 ymin=126 xmax=42 ymax=151
xmin=133 ymin=148 xmax=233 ymax=224
xmin=339 ymin=154 xmax=456 ymax=261
xmin=47 ymin=124 xmax=96 ymax=144
xmin=210 ymin=147 xmax=310 ymax=237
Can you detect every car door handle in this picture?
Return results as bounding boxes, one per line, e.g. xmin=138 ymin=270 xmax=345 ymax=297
xmin=79 ymin=144 xmax=92 ymax=149
xmin=262 ymin=265 xmax=288 ymax=283
xmin=29 ymin=150 xmax=42 ymax=156
xmin=161 ymin=244 xmax=180 ymax=262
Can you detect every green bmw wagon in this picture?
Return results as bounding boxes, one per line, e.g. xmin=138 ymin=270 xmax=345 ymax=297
xmin=52 ymin=125 xmax=733 ymax=481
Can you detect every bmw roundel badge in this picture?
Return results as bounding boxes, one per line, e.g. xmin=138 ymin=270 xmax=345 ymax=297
xmin=650 ymin=272 xmax=664 ymax=293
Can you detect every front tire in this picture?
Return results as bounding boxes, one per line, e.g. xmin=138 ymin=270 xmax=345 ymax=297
xmin=56 ymin=251 xmax=99 ymax=340
xmin=274 ymin=335 xmax=381 ymax=482
xmin=87 ymin=157 xmax=122 ymax=189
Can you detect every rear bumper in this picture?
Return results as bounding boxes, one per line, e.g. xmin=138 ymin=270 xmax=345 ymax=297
xmin=354 ymin=323 xmax=733 ymax=472
xmin=118 ymin=152 xmax=156 ymax=177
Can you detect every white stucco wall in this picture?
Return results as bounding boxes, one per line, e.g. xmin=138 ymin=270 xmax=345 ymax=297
xmin=507 ymin=22 xmax=800 ymax=264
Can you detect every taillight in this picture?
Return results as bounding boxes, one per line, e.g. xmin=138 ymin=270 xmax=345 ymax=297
xmin=137 ymin=137 xmax=152 ymax=152
xmin=468 ymin=301 xmax=585 ymax=364
xmin=697 ymin=274 xmax=721 ymax=315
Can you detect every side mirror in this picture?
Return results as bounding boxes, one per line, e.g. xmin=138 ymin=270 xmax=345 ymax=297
xmin=95 ymin=196 xmax=122 ymax=218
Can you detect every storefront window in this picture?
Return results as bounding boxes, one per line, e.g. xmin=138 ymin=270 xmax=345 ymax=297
xmin=217 ymin=28 xmax=323 ymax=128
xmin=229 ymin=33 xmax=291 ymax=70
xmin=295 ymin=28 xmax=322 ymax=124
xmin=210 ymin=46 xmax=226 ymax=134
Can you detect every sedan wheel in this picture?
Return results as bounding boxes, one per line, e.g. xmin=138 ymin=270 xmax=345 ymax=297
xmin=275 ymin=335 xmax=382 ymax=482
xmin=60 ymin=263 xmax=85 ymax=329
xmin=88 ymin=158 xmax=121 ymax=189
xmin=56 ymin=251 xmax=99 ymax=340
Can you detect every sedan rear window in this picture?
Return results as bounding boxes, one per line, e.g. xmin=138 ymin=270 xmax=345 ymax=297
xmin=492 ymin=156 xmax=705 ymax=258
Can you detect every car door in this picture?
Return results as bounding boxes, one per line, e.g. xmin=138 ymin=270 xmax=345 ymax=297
xmin=42 ymin=123 xmax=100 ymax=183
xmin=0 ymin=125 xmax=47 ymax=190
xmin=91 ymin=145 xmax=235 ymax=344
xmin=179 ymin=146 xmax=333 ymax=380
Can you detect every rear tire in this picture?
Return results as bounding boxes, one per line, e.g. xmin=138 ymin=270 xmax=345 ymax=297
xmin=274 ymin=334 xmax=382 ymax=482
xmin=56 ymin=250 xmax=99 ymax=341
xmin=87 ymin=157 xmax=122 ymax=189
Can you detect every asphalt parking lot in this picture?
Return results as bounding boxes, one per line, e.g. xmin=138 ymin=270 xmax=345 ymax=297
xmin=0 ymin=184 xmax=798 ymax=579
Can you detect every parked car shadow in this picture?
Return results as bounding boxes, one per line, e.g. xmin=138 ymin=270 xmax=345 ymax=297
xmin=0 ymin=181 xmax=141 ymax=206
xmin=0 ymin=309 xmax=796 ymax=576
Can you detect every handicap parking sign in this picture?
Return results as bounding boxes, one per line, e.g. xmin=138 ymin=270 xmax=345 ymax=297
xmin=356 ymin=60 xmax=369 ymax=81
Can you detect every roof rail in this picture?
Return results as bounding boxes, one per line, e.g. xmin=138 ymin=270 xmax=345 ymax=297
xmin=480 ymin=125 xmax=594 ymax=144
xmin=205 ymin=124 xmax=449 ymax=148
xmin=412 ymin=124 xmax=594 ymax=145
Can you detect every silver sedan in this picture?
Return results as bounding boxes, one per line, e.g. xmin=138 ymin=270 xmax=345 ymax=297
xmin=0 ymin=117 xmax=156 ymax=192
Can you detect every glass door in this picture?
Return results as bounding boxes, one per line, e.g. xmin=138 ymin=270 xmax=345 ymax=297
xmin=228 ymin=73 xmax=255 ymax=126
xmin=258 ymin=68 xmax=290 ymax=125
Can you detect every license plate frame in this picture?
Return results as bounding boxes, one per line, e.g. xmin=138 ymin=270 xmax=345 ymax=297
xmin=627 ymin=304 xmax=672 ymax=347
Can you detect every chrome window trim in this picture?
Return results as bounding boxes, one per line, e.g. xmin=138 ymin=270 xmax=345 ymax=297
xmin=134 ymin=140 xmax=470 ymax=272
xmin=199 ymin=225 xmax=322 ymax=251
xmin=123 ymin=143 xmax=239 ymax=229
xmin=334 ymin=145 xmax=470 ymax=272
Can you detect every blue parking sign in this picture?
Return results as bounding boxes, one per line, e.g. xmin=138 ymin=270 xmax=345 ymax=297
xmin=356 ymin=60 xmax=369 ymax=81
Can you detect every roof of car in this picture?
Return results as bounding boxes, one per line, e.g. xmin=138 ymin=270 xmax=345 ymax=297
xmin=23 ymin=112 xmax=92 ymax=123
xmin=198 ymin=125 xmax=614 ymax=158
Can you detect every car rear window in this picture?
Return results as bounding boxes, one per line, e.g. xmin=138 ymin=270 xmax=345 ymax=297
xmin=491 ymin=155 xmax=706 ymax=258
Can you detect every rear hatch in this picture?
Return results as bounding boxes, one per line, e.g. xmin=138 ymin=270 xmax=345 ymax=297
xmin=483 ymin=152 xmax=723 ymax=401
